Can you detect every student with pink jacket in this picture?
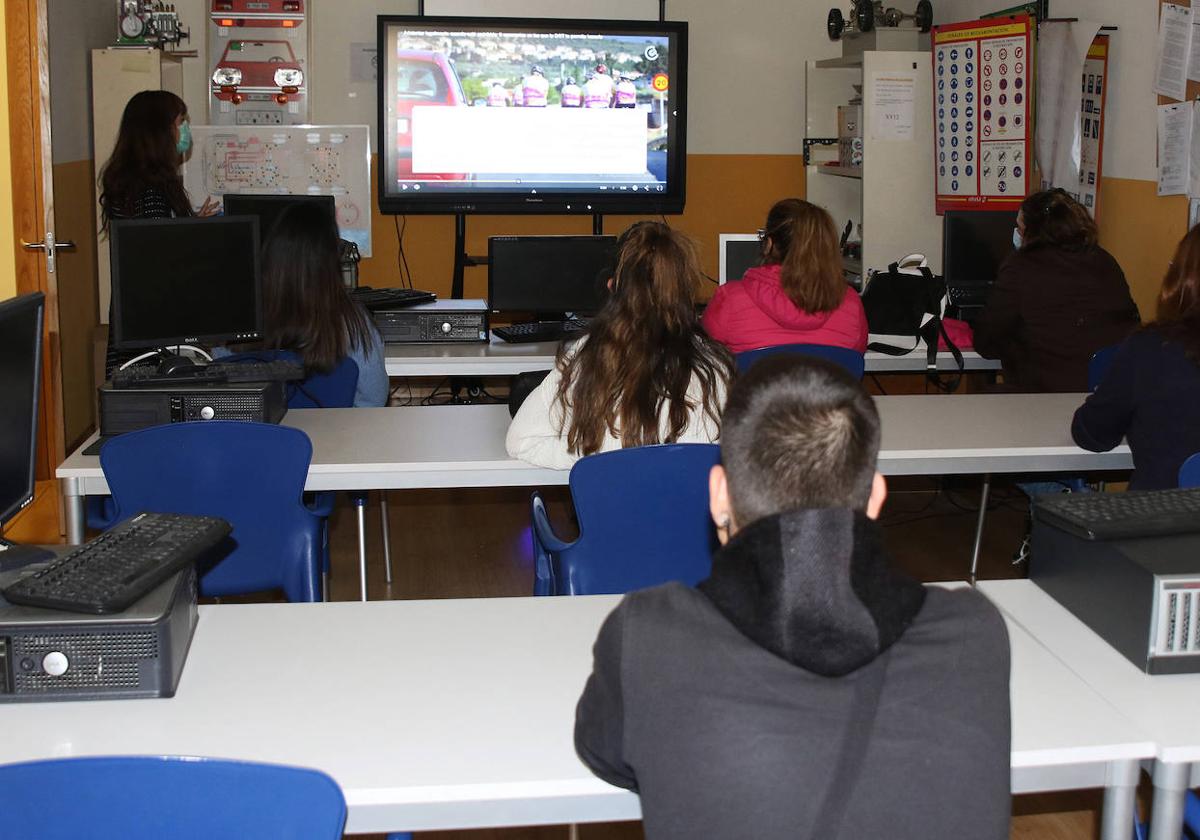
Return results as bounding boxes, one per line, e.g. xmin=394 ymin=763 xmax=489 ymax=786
xmin=703 ymin=199 xmax=868 ymax=354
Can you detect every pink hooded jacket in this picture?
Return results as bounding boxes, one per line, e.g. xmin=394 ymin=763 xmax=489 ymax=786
xmin=701 ymin=263 xmax=869 ymax=354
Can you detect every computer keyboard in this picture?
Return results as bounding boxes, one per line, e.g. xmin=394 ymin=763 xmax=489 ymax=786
xmin=349 ymin=287 xmax=436 ymax=311
xmin=1034 ymin=488 xmax=1200 ymax=541
xmin=947 ymin=285 xmax=991 ymax=308
xmin=2 ymin=512 xmax=231 ymax=614
xmin=111 ymin=359 xmax=305 ymax=389
xmin=493 ymin=320 xmax=588 ymax=344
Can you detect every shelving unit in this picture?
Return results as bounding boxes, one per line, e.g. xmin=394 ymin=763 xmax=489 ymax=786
xmin=806 ymin=51 xmax=942 ymax=285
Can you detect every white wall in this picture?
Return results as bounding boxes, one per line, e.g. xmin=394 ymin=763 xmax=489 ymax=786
xmin=48 ymin=0 xmax=115 ymax=164
xmin=943 ymin=0 xmax=1156 ymax=182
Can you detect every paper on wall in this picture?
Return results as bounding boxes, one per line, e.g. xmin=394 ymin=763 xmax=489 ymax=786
xmin=1189 ymin=16 xmax=1200 ymax=81
xmin=1190 ymin=103 xmax=1200 ymax=199
xmin=1190 ymin=198 xmax=1200 ymax=229
xmin=1157 ymin=101 xmax=1192 ymax=196
xmin=1035 ymin=20 xmax=1101 ymax=195
xmin=868 ymin=72 xmax=915 ymax=141
xmin=1156 ymin=3 xmax=1192 ymax=100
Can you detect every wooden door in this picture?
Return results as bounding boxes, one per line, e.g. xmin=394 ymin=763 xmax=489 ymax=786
xmin=7 ymin=0 xmax=65 ymax=503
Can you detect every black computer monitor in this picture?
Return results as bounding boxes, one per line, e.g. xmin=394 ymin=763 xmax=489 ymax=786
xmin=942 ymin=210 xmax=1018 ymax=293
xmin=488 ymin=235 xmax=617 ymax=315
xmin=110 ymin=217 xmax=262 ymax=350
xmin=0 ymin=292 xmax=43 ymax=535
xmin=222 ymin=193 xmax=336 ymax=242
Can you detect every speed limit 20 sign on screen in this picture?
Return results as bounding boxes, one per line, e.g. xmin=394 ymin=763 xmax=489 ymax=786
xmin=931 ymin=14 xmax=1032 ymax=212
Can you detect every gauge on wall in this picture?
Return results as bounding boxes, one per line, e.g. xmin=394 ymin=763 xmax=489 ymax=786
xmin=119 ymin=13 xmax=146 ymax=40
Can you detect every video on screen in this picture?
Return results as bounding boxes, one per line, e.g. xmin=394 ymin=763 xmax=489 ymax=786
xmin=380 ymin=20 xmax=677 ymax=200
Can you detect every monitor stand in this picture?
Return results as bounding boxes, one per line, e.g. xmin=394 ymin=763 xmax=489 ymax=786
xmin=0 ymin=539 xmax=54 ymax=573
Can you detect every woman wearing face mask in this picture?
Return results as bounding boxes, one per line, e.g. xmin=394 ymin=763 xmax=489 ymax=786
xmin=974 ymin=189 xmax=1139 ymax=392
xmin=99 ymin=90 xmax=218 ymax=376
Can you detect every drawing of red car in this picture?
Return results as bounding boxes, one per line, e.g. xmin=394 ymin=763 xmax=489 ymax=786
xmin=210 ymin=0 xmax=304 ymax=28
xmin=211 ymin=40 xmax=304 ymax=105
xmin=392 ymin=50 xmax=469 ymax=182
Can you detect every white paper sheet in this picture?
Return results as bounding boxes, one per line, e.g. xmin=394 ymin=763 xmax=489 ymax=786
xmin=1156 ymin=4 xmax=1192 ymax=100
xmin=1190 ymin=198 xmax=1200 ymax=228
xmin=1036 ymin=20 xmax=1101 ymax=194
xmin=1190 ymin=103 xmax=1200 ymax=199
xmin=1157 ymin=101 xmax=1193 ymax=196
xmin=868 ymin=72 xmax=915 ymax=141
xmin=1189 ymin=17 xmax=1200 ymax=81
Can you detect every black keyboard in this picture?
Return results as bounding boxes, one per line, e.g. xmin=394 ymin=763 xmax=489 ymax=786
xmin=1035 ymin=488 xmax=1200 ymax=541
xmin=111 ymin=359 xmax=305 ymax=389
xmin=350 ymin=287 xmax=436 ymax=311
xmin=493 ymin=320 xmax=588 ymax=344
xmin=947 ymin=285 xmax=990 ymax=308
xmin=2 ymin=512 xmax=231 ymax=614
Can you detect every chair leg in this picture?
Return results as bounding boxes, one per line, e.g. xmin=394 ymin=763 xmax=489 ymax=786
xmin=355 ymin=498 xmax=368 ymax=602
xmin=380 ymin=492 xmax=394 ymax=585
xmin=969 ymin=475 xmax=991 ymax=584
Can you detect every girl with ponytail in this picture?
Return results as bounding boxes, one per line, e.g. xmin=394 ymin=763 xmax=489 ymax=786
xmin=702 ymin=198 xmax=868 ymax=354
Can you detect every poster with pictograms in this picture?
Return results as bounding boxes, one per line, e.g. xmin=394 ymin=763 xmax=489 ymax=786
xmin=1077 ymin=35 xmax=1109 ymax=219
xmin=931 ymin=14 xmax=1033 ymax=212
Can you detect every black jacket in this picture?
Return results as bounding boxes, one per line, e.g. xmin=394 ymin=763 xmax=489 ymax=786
xmin=574 ymin=508 xmax=1012 ymax=840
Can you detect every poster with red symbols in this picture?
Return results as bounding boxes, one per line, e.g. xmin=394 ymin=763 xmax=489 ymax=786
xmin=931 ymin=15 xmax=1033 ymax=212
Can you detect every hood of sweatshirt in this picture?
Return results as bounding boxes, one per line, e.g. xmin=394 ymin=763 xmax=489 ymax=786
xmin=741 ymin=264 xmax=845 ymax=330
xmin=697 ymin=507 xmax=926 ymax=677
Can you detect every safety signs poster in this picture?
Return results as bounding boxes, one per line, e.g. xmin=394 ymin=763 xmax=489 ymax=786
xmin=1078 ymin=35 xmax=1109 ymax=218
xmin=931 ymin=15 xmax=1033 ymax=212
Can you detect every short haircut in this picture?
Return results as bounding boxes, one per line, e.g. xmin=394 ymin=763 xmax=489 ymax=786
xmin=720 ymin=355 xmax=881 ymax=525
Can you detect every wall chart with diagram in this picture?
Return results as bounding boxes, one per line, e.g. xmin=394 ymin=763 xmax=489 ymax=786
xmin=1078 ymin=35 xmax=1109 ymax=218
xmin=931 ymin=14 xmax=1033 ymax=212
xmin=183 ymin=124 xmax=372 ymax=256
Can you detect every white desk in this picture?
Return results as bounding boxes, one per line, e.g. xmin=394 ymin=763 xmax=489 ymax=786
xmin=57 ymin=394 xmax=1131 ymax=544
xmin=384 ymin=336 xmax=1001 ymax=377
xmin=0 ymin=590 xmax=1154 ymax=837
xmin=979 ymin=580 xmax=1200 ymax=840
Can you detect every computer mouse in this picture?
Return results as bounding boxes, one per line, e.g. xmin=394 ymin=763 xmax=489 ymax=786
xmin=157 ymin=355 xmax=196 ymax=376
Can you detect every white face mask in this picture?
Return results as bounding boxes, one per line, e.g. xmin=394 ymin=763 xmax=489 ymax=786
xmin=1012 ymin=227 xmax=1022 ymax=250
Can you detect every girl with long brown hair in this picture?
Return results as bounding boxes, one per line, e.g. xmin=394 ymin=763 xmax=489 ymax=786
xmin=506 ymin=222 xmax=734 ymax=469
xmin=702 ymin=198 xmax=867 ymax=354
xmin=1072 ymin=225 xmax=1200 ymax=489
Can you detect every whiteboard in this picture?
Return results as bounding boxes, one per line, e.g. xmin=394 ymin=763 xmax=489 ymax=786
xmin=182 ymin=124 xmax=373 ymax=256
xmin=423 ymin=0 xmax=658 ymax=20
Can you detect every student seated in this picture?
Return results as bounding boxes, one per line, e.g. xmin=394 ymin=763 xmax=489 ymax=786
xmin=254 ymin=203 xmax=388 ymax=407
xmin=575 ymin=356 xmax=1011 ymax=840
xmin=701 ymin=198 xmax=868 ymax=354
xmin=1072 ymin=225 xmax=1200 ymax=490
xmin=974 ymin=188 xmax=1139 ymax=392
xmin=506 ymin=222 xmax=734 ymax=469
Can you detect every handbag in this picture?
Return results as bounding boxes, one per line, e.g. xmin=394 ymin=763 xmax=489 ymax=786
xmin=861 ymin=254 xmax=964 ymax=392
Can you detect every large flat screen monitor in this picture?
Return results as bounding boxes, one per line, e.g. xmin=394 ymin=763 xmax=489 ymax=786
xmin=377 ymin=15 xmax=688 ymax=215
xmin=222 ymin=194 xmax=336 ymax=242
xmin=488 ymin=235 xmax=617 ymax=314
xmin=0 ymin=292 xmax=43 ymax=530
xmin=110 ymin=217 xmax=262 ymax=350
xmin=942 ymin=210 xmax=1018 ymax=291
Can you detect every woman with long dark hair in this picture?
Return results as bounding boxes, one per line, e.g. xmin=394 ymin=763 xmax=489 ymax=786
xmin=975 ymin=188 xmax=1139 ymax=392
xmin=701 ymin=198 xmax=868 ymax=353
xmin=1072 ymin=225 xmax=1200 ymax=489
xmin=506 ymin=222 xmax=734 ymax=468
xmin=257 ymin=203 xmax=388 ymax=407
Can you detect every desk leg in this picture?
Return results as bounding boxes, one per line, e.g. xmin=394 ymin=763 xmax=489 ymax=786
xmin=1148 ymin=761 xmax=1190 ymax=840
xmin=1099 ymin=758 xmax=1139 ymax=840
xmin=356 ymin=502 xmax=368 ymax=602
xmin=63 ymin=478 xmax=84 ymax=546
xmin=969 ymin=475 xmax=991 ymax=582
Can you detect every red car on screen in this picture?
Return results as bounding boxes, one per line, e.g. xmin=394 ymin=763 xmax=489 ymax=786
xmin=211 ymin=40 xmax=304 ymax=106
xmin=392 ymin=50 xmax=469 ymax=182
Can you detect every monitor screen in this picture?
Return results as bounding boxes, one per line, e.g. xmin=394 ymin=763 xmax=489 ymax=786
xmin=718 ymin=234 xmax=761 ymax=284
xmin=110 ymin=217 xmax=262 ymax=350
xmin=377 ymin=15 xmax=688 ymax=215
xmin=222 ymin=194 xmax=336 ymax=242
xmin=942 ymin=210 xmax=1018 ymax=289
xmin=488 ymin=235 xmax=617 ymax=314
xmin=0 ymin=292 xmax=43 ymax=528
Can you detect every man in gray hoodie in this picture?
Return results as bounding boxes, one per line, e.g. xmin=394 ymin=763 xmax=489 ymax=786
xmin=574 ymin=355 xmax=1011 ymax=839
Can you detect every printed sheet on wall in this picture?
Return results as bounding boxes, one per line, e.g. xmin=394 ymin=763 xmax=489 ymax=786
xmin=931 ymin=14 xmax=1033 ymax=212
xmin=183 ymin=124 xmax=373 ymax=257
xmin=1078 ymin=35 xmax=1109 ymax=218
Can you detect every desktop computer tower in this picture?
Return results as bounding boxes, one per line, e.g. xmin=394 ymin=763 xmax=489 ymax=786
xmin=1031 ymin=521 xmax=1200 ymax=675
xmin=99 ymin=380 xmax=287 ymax=437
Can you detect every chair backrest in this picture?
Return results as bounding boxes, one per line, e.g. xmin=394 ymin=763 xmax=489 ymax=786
xmin=735 ymin=343 xmax=867 ymax=379
xmin=1087 ymin=344 xmax=1119 ymax=392
xmin=0 ymin=756 xmax=346 ymax=839
xmin=100 ymin=421 xmax=322 ymax=601
xmin=559 ymin=443 xmax=721 ymax=595
xmin=1180 ymin=453 xmax=1200 ymax=488
xmin=220 ymin=349 xmax=359 ymax=408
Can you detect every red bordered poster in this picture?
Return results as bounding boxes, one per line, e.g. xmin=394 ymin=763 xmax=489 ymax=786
xmin=931 ymin=14 xmax=1033 ymax=212
xmin=1077 ymin=34 xmax=1109 ymax=219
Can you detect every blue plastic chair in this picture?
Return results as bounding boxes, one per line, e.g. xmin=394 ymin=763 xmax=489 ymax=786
xmin=1088 ymin=344 xmax=1120 ymax=392
xmin=100 ymin=421 xmax=328 ymax=602
xmin=531 ymin=443 xmax=721 ymax=595
xmin=0 ymin=756 xmax=345 ymax=839
xmin=735 ymin=343 xmax=866 ymax=379
xmin=1180 ymin=453 xmax=1200 ymax=488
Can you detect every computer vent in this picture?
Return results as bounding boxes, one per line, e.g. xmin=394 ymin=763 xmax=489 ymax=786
xmin=11 ymin=632 xmax=157 ymax=692
xmin=1153 ymin=580 xmax=1200 ymax=656
xmin=182 ymin=393 xmax=263 ymax=421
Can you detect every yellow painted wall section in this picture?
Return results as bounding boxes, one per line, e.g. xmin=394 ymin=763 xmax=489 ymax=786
xmin=0 ymin=8 xmax=16 ymax=301
xmin=357 ymin=154 xmax=806 ymax=301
